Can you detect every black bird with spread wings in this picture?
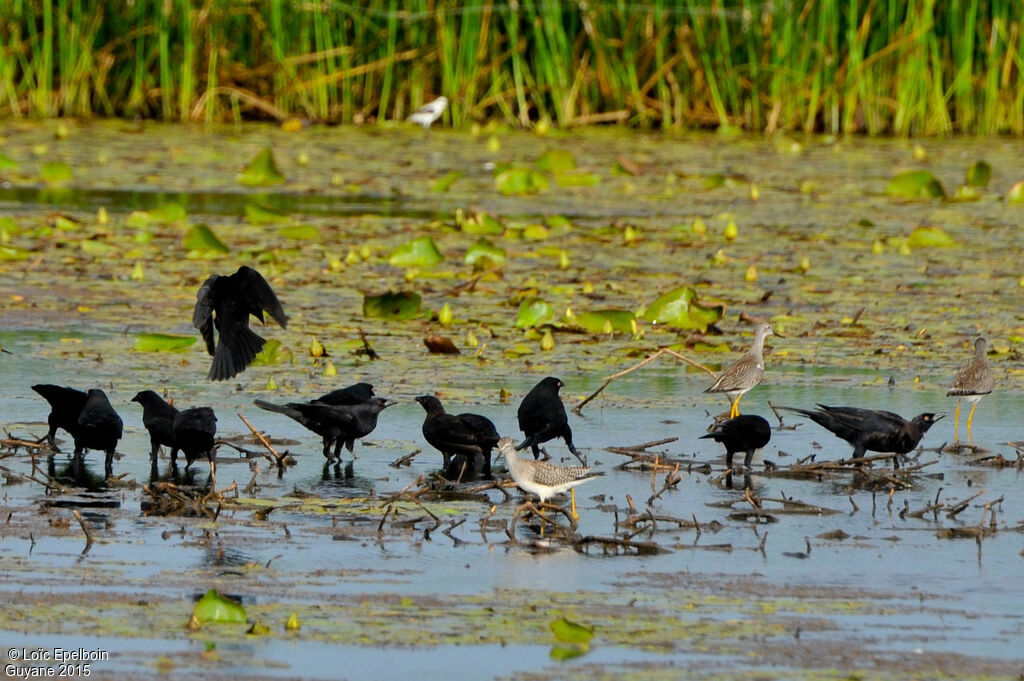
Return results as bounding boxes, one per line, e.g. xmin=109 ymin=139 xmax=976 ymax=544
xmin=777 ymin=404 xmax=944 ymax=461
xmin=193 ymin=266 xmax=287 ymax=381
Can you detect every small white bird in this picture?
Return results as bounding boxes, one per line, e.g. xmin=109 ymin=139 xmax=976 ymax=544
xmin=409 ymin=96 xmax=448 ymax=128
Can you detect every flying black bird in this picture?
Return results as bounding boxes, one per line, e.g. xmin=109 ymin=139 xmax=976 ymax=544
xmin=74 ymin=389 xmax=123 ymax=477
xmin=315 ymin=382 xmax=375 ymax=406
xmin=131 ymin=390 xmax=179 ymax=461
xmin=516 ymin=376 xmax=579 ymax=460
xmin=31 ymin=384 xmax=88 ymax=450
xmin=172 ymin=407 xmax=218 ymax=479
xmin=193 ymin=265 xmax=288 ymax=381
xmin=254 ymin=397 xmax=391 ymax=461
xmin=777 ymin=404 xmax=945 ymax=462
xmin=700 ymin=414 xmax=772 ymax=470
xmin=415 ymin=395 xmax=500 ymax=479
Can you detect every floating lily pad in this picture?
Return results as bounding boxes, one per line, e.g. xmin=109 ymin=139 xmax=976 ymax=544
xmin=133 ymin=333 xmax=197 ymax=352
xmin=702 ymin=173 xmax=726 ymax=189
xmin=183 ymin=224 xmax=230 ymax=254
xmin=0 ymin=151 xmax=18 ymax=170
xmin=515 ymin=298 xmax=554 ymax=328
xmin=966 ymin=160 xmax=991 ymax=188
xmin=549 ymin=645 xmax=588 ymax=662
xmin=886 ymin=170 xmax=945 ymax=199
xmin=245 ymin=203 xmax=290 ymax=224
xmin=643 ymin=286 xmax=724 ymax=331
xmin=571 ymin=309 xmax=635 ymax=334
xmin=278 ymin=224 xmax=320 ymax=240
xmin=907 ymin=225 xmax=956 ymax=248
xmin=0 ymin=245 xmax=31 ymax=260
xmin=1007 ymin=181 xmax=1024 ymax=204
xmin=536 ymin=149 xmax=577 ymax=173
xmin=432 ymin=171 xmax=462 ymax=193
xmin=40 ymin=161 xmax=72 ymax=184
xmin=554 ymin=171 xmax=602 ymax=187
xmin=495 ymin=167 xmax=550 ymax=195
xmin=363 ymin=290 xmax=422 ymax=320
xmin=148 ymin=203 xmax=187 ymax=224
xmin=550 ymin=616 xmax=594 ymax=644
xmin=252 ymin=339 xmax=293 ymax=365
xmin=237 ymin=148 xmax=285 ymax=186
xmin=464 ymin=239 xmax=506 ymax=269
xmin=81 ymin=239 xmax=116 ymax=257
xmin=389 ymin=236 xmax=443 ymax=268
xmin=461 ymin=212 xmax=505 ymax=235
xmin=192 ymin=589 xmax=247 ymax=624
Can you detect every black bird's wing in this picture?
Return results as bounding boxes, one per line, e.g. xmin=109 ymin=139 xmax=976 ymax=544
xmin=316 ymin=382 xmax=375 ymax=406
xmin=193 ymin=274 xmax=219 ymax=356
xmin=32 ymin=384 xmax=88 ymax=416
xmin=234 ymin=266 xmax=288 ymax=329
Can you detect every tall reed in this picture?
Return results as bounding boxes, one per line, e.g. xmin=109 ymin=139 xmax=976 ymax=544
xmin=0 ymin=0 xmax=1020 ymax=135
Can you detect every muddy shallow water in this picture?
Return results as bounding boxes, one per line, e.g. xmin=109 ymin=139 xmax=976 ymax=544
xmin=1 ymin=121 xmax=1023 ymax=680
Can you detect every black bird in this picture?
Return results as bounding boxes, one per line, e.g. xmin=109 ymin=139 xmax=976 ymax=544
xmin=700 ymin=414 xmax=772 ymax=469
xmin=516 ymin=377 xmax=579 ymax=459
xmin=254 ymin=397 xmax=391 ymax=461
xmin=193 ymin=265 xmax=288 ymax=381
xmin=415 ymin=395 xmax=500 ymax=479
xmin=131 ymin=390 xmax=179 ymax=461
xmin=31 ymin=384 xmax=88 ymax=450
xmin=777 ymin=404 xmax=945 ymax=461
xmin=74 ymin=389 xmax=123 ymax=477
xmin=315 ymin=382 xmax=375 ymax=406
xmin=172 ymin=407 xmax=218 ymax=479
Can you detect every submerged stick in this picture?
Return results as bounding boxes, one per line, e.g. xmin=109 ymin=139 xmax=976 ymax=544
xmin=72 ymin=510 xmax=93 ymax=553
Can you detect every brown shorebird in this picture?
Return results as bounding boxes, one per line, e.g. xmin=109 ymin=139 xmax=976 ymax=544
xmin=947 ymin=337 xmax=994 ymax=441
xmin=705 ymin=322 xmax=775 ymax=418
xmin=498 ymin=437 xmax=600 ymax=523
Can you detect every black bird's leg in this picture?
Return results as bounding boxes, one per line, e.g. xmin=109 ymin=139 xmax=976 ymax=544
xmin=725 ymin=450 xmax=735 ymax=470
xmin=149 ymin=439 xmax=160 ymax=461
xmin=561 ymin=425 xmax=579 ymax=457
xmin=322 ymin=437 xmax=333 ymax=460
xmin=481 ymin=452 xmax=492 ymax=479
xmin=104 ymin=449 xmax=114 ymax=478
xmin=743 ymin=449 xmax=755 ymax=469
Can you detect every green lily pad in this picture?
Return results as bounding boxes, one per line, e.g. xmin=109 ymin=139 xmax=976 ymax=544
xmin=245 ymin=203 xmax=291 ymax=224
xmin=461 ymin=212 xmax=505 ymax=235
xmin=278 ymin=224 xmax=320 ymax=240
xmin=966 ymin=160 xmax=991 ymax=188
xmin=885 ymin=170 xmax=946 ymax=199
xmin=133 ymin=333 xmax=197 ymax=352
xmin=495 ymin=167 xmax=550 ymax=195
xmin=252 ymin=339 xmax=293 ymax=365
xmin=515 ymin=298 xmax=554 ymax=328
xmin=464 ymin=239 xmax=506 ymax=269
xmin=549 ymin=645 xmax=588 ymax=662
xmin=1007 ymin=181 xmax=1024 ymax=204
xmin=0 ymin=151 xmax=18 ymax=170
xmin=192 ymin=589 xmax=247 ymax=624
xmin=81 ymin=239 xmax=116 ymax=257
xmin=363 ymin=290 xmax=422 ymax=320
xmin=125 ymin=211 xmax=152 ymax=229
xmin=536 ymin=149 xmax=577 ymax=173
xmin=432 ymin=171 xmax=462 ymax=193
xmin=149 ymin=202 xmax=188 ymax=224
xmin=237 ymin=148 xmax=285 ymax=186
xmin=389 ymin=236 xmax=443 ymax=267
xmin=0 ymin=245 xmax=31 ymax=260
xmin=643 ymin=286 xmax=724 ymax=331
xmin=550 ymin=616 xmax=594 ymax=644
xmin=554 ymin=171 xmax=601 ymax=187
xmin=183 ymin=224 xmax=230 ymax=254
xmin=907 ymin=225 xmax=956 ymax=248
xmin=40 ymin=161 xmax=72 ymax=184
xmin=572 ymin=309 xmax=635 ymax=334
xmin=702 ymin=173 xmax=726 ymax=189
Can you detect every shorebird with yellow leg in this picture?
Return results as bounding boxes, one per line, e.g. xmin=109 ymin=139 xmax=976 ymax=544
xmin=705 ymin=322 xmax=776 ymax=418
xmin=498 ymin=437 xmax=600 ymax=534
xmin=948 ymin=337 xmax=994 ymax=442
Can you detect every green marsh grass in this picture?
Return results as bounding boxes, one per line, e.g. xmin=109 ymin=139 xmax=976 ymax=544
xmin=0 ymin=0 xmax=1021 ymax=134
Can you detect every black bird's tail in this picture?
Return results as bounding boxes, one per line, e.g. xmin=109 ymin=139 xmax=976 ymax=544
xmin=254 ymin=399 xmax=299 ymax=418
xmin=773 ymin=405 xmax=817 ymax=419
xmin=210 ymin=325 xmax=266 ymax=380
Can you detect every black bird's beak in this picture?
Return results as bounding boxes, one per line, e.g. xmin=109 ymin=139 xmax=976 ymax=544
xmin=932 ymin=412 xmax=947 ymax=421
xmin=383 ymin=399 xmax=400 ymax=408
